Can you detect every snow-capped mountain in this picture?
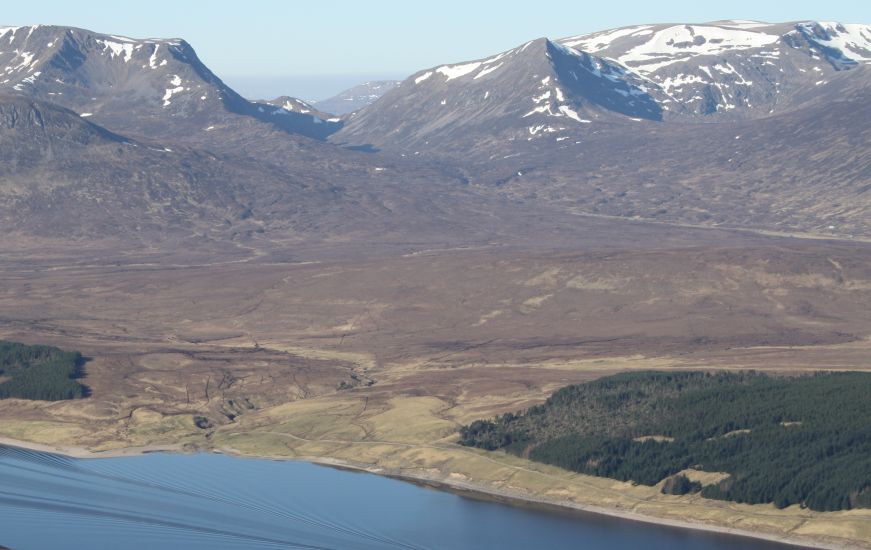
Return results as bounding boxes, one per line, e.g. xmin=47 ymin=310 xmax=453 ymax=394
xmin=259 ymin=95 xmax=338 ymax=120
xmin=0 ymin=25 xmax=340 ymax=144
xmin=336 ymin=37 xmax=668 ymax=151
xmin=265 ymin=96 xmax=319 ymax=114
xmin=314 ymin=80 xmax=400 ymax=115
xmin=559 ymin=20 xmax=871 ymax=118
xmin=335 ymin=20 xmax=871 ymax=152
xmin=1 ymin=21 xmax=869 ymax=241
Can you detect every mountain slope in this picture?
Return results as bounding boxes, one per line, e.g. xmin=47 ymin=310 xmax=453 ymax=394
xmin=335 ymin=38 xmax=666 ymax=152
xmin=0 ymin=25 xmax=341 ymax=145
xmin=2 ymin=21 xmax=870 ymax=244
xmin=335 ymin=20 xmax=871 ymax=154
xmin=558 ymin=21 xmax=871 ymax=119
xmin=0 ymin=93 xmax=257 ymax=239
xmin=0 ymin=93 xmax=633 ymax=251
xmin=475 ymin=64 xmax=871 ymax=237
xmin=0 ymin=93 xmax=436 ymax=245
xmin=333 ymin=21 xmax=871 ymax=238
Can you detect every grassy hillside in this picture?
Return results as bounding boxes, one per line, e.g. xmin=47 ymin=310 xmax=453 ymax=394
xmin=459 ymin=371 xmax=871 ymax=511
xmin=0 ymin=341 xmax=88 ymax=401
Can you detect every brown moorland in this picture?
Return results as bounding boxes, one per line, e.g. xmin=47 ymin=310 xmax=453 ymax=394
xmin=1 ymin=226 xmax=871 ymax=548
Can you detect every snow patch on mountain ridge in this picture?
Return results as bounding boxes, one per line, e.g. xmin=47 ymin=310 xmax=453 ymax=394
xmin=616 ymin=25 xmax=781 ymax=72
xmin=796 ymin=22 xmax=871 ymax=62
xmin=562 ymin=25 xmax=654 ymax=51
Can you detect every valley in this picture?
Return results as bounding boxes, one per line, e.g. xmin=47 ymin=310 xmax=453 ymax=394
xmin=2 ymin=230 xmax=871 ymax=548
xmin=0 ymin=16 xmax=870 ymax=549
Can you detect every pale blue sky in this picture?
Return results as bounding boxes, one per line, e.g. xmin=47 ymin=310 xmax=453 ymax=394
xmin=3 ymin=0 xmax=868 ymax=99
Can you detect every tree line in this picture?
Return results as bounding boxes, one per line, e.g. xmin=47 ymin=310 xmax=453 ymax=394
xmin=459 ymin=371 xmax=871 ymax=511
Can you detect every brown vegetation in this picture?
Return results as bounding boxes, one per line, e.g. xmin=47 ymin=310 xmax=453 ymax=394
xmin=1 ymin=228 xmax=871 ymax=547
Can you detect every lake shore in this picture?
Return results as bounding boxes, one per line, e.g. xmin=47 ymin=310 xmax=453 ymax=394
xmin=0 ymin=435 xmax=856 ymax=550
xmin=0 ymin=436 xmax=185 ymax=459
xmin=296 ymin=458 xmax=851 ymax=550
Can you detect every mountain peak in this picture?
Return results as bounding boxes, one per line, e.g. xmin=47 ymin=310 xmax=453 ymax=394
xmin=408 ymin=36 xmax=549 ymax=86
xmin=558 ymin=20 xmax=871 ymax=73
xmin=334 ymin=19 xmax=871 ymax=155
xmin=0 ymin=25 xmax=341 ymax=145
xmin=335 ymin=36 xmax=665 ymax=152
xmin=559 ymin=22 xmax=787 ymax=74
xmin=554 ymin=20 xmax=871 ymax=119
xmin=0 ymin=25 xmax=231 ymax=111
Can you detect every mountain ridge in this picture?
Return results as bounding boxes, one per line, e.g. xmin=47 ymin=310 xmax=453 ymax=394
xmin=0 ymin=25 xmax=341 ymax=146
xmin=336 ymin=37 xmax=668 ymax=152
xmin=1 ymin=20 xmax=869 ymax=243
xmin=336 ymin=19 xmax=871 ymax=154
xmin=556 ymin=20 xmax=871 ymax=119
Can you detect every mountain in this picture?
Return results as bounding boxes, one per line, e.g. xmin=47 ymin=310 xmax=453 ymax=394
xmin=0 ymin=92 xmax=259 ymax=240
xmin=335 ymin=37 xmax=666 ymax=152
xmin=314 ymin=80 xmax=400 ymax=115
xmin=335 ymin=21 xmax=871 ymax=152
xmin=558 ymin=21 xmax=871 ymax=119
xmin=332 ymin=21 xmax=871 ymax=238
xmin=0 ymin=25 xmax=342 ymax=146
xmin=2 ymin=21 xmax=870 ymax=244
xmin=0 ymin=92 xmax=618 ymax=251
xmin=479 ymin=65 xmax=871 ymax=237
xmin=262 ymin=96 xmax=335 ymax=119
xmin=0 ymin=26 xmax=578 ymax=249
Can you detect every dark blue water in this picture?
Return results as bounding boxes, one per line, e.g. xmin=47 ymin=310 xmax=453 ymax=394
xmin=0 ymin=446 xmax=796 ymax=549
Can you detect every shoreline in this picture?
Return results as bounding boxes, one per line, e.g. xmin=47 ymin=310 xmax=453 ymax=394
xmin=308 ymin=461 xmax=839 ymax=550
xmin=0 ymin=436 xmax=185 ymax=459
xmin=0 ymin=436 xmax=858 ymax=550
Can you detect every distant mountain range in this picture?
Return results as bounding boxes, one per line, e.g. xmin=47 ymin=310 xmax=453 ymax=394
xmin=262 ymin=96 xmax=335 ymax=119
xmin=313 ymin=80 xmax=400 ymax=115
xmin=337 ymin=21 xmax=871 ymax=147
xmin=1 ymin=21 xmax=869 ymax=244
xmin=333 ymin=20 xmax=871 ymax=237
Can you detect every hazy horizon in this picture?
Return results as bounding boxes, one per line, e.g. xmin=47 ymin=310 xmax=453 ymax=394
xmin=222 ymin=73 xmax=409 ymax=102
